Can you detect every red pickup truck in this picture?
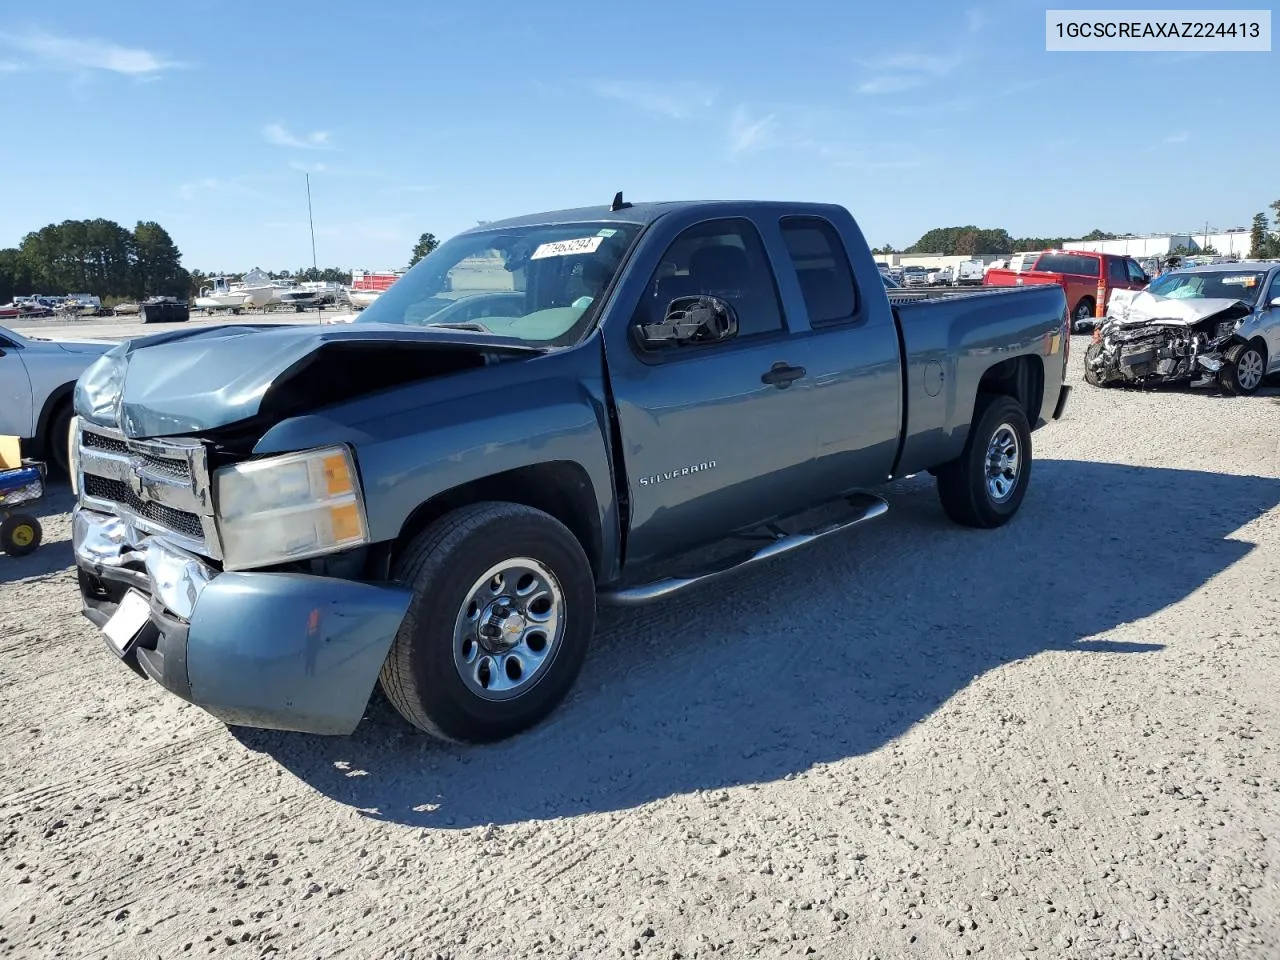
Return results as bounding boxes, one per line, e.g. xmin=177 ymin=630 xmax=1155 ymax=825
xmin=984 ymin=250 xmax=1150 ymax=331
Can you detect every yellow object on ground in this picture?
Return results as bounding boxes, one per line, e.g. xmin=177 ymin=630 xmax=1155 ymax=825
xmin=0 ymin=436 xmax=22 ymax=470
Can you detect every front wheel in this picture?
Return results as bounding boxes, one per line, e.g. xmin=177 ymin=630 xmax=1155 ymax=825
xmin=1221 ymin=341 xmax=1267 ymax=396
xmin=46 ymin=402 xmax=74 ymax=477
xmin=934 ymin=394 xmax=1033 ymax=529
xmin=1083 ymin=341 xmax=1107 ymax=387
xmin=379 ymin=502 xmax=596 ymax=743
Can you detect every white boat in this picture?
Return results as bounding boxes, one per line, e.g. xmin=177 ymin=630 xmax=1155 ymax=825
xmin=345 ymin=269 xmax=404 ymax=309
xmin=194 ymin=269 xmax=277 ymax=311
xmin=346 ymin=288 xmax=382 ymax=309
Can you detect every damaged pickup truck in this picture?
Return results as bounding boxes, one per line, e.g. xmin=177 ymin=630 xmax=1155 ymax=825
xmin=71 ymin=197 xmax=1071 ymax=743
xmin=1084 ymin=261 xmax=1280 ymax=394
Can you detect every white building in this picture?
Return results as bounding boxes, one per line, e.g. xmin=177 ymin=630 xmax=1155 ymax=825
xmin=1060 ymin=230 xmax=1253 ymax=258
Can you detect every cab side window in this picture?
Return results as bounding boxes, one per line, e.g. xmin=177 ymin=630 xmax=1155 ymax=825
xmin=636 ymin=218 xmax=784 ymax=342
xmin=1126 ymin=259 xmax=1147 ymax=284
xmin=1107 ymin=258 xmax=1128 ymax=285
xmin=780 ymin=216 xmax=859 ymax=327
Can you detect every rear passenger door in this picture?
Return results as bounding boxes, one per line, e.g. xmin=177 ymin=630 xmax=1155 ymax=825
xmin=768 ymin=215 xmax=903 ymax=500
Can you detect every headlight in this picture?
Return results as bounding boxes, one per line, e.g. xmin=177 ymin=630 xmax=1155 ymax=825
xmin=214 ymin=445 xmax=370 ymax=571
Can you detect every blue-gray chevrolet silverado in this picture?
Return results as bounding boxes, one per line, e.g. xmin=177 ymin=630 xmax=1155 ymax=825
xmin=71 ymin=197 xmax=1071 ymax=743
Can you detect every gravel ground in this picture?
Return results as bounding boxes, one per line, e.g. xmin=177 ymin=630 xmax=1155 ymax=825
xmin=1 ymin=339 xmax=1278 ymax=960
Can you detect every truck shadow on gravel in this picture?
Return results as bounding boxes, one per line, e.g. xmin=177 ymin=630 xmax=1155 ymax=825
xmin=231 ymin=459 xmax=1280 ymax=828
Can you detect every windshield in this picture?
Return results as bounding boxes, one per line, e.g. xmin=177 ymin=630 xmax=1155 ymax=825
xmin=354 ymin=221 xmax=642 ymax=347
xmin=1145 ymin=270 xmax=1268 ymax=304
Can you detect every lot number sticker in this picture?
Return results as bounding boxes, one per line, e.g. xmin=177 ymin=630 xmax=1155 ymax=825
xmin=531 ymin=236 xmax=605 ymax=259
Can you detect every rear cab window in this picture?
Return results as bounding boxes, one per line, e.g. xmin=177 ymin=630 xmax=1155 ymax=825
xmin=778 ymin=216 xmax=860 ymax=327
xmin=1034 ymin=253 xmax=1100 ymax=278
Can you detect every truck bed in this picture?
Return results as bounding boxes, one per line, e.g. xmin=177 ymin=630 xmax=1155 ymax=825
xmin=889 ymin=284 xmax=1068 ymax=476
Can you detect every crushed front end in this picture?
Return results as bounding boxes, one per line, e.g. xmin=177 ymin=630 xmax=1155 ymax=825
xmin=1083 ymin=299 xmax=1253 ymax=389
xmin=71 ymin=419 xmax=412 ymax=735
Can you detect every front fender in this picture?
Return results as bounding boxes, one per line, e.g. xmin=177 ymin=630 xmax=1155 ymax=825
xmin=250 ymin=343 xmax=620 ymax=575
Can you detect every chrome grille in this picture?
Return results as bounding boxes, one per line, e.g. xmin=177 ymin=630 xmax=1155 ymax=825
xmin=76 ymin=422 xmax=222 ymax=560
xmin=82 ymin=476 xmax=206 ymax=541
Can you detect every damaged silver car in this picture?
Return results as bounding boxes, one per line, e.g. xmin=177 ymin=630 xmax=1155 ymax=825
xmin=1083 ymin=261 xmax=1280 ymax=395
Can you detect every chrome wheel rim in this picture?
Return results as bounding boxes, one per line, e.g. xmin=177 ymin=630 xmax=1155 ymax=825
xmin=1237 ymin=349 xmax=1264 ymax=391
xmin=453 ymin=558 xmax=565 ymax=701
xmin=985 ymin=423 xmax=1020 ymax=503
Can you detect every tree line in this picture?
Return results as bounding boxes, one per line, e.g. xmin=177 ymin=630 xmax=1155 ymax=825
xmin=1 ymin=221 xmax=448 ymax=307
xmin=877 ymin=208 xmax=1280 ymax=258
xmin=1 ymin=219 xmax=191 ymax=306
xmin=873 ymin=228 xmax=1121 ymax=257
xmin=1248 ymin=201 xmax=1280 ymax=258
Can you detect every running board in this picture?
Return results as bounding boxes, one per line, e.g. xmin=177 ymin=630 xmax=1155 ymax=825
xmin=599 ymin=494 xmax=889 ymax=606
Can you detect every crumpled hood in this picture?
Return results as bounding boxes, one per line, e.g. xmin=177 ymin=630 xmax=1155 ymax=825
xmin=1106 ymin=290 xmax=1253 ymax=327
xmin=74 ymin=321 xmax=544 ymax=439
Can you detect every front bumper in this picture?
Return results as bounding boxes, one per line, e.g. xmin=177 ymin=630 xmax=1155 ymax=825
xmin=73 ymin=507 xmax=413 ymax=735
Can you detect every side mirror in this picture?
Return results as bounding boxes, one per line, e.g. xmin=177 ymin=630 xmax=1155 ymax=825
xmin=635 ymin=295 xmax=738 ymax=348
xmin=1271 ymin=296 xmax=1280 ymax=309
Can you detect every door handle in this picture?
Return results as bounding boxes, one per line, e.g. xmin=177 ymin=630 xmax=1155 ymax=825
xmin=761 ymin=362 xmax=806 ymax=388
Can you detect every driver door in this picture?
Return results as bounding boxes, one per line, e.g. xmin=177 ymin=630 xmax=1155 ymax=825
xmin=603 ymin=216 xmax=820 ymax=568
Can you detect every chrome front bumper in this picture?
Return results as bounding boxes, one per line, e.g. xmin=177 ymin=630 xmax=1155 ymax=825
xmin=73 ymin=506 xmax=413 ymax=735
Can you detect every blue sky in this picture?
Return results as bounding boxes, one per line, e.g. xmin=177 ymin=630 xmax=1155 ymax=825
xmin=0 ymin=1 xmax=1276 ymax=271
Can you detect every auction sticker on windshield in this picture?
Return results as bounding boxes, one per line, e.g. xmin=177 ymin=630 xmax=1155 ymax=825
xmin=531 ymin=236 xmax=605 ymax=259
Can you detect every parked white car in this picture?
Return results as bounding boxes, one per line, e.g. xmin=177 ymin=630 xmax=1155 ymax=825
xmin=0 ymin=325 xmax=113 ymax=475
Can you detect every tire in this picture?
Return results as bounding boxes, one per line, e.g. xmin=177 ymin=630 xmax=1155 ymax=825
xmin=1071 ymin=298 xmax=1095 ymax=332
xmin=934 ymin=394 xmax=1033 ymax=529
xmin=1083 ymin=341 xmax=1107 ymax=387
xmin=1 ymin=514 xmax=42 ymax=557
xmin=378 ymin=501 xmax=596 ymax=743
xmin=45 ymin=401 xmax=74 ymax=478
xmin=1221 ymin=341 xmax=1267 ymax=397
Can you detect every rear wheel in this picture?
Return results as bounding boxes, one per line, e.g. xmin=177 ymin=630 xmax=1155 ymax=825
xmin=935 ymin=394 xmax=1033 ymax=529
xmin=1071 ymin=297 xmax=1096 ymax=332
xmin=379 ymin=502 xmax=596 ymax=743
xmin=1221 ymin=341 xmax=1267 ymax=396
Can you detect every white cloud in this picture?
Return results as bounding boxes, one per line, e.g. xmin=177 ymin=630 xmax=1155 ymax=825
xmin=856 ymin=51 xmax=962 ymax=95
xmin=0 ymin=27 xmax=181 ymax=76
xmin=965 ymin=7 xmax=987 ymax=33
xmin=727 ymin=105 xmax=779 ymax=156
xmin=1163 ymin=131 xmax=1190 ymax=144
xmin=263 ymin=123 xmax=333 ymax=150
xmin=0 ymin=60 xmax=24 ymax=72
xmin=857 ymin=75 xmax=929 ymax=95
xmin=289 ymin=160 xmax=329 ymax=173
xmin=592 ymin=80 xmax=717 ymax=119
xmin=179 ymin=178 xmax=224 ymax=201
